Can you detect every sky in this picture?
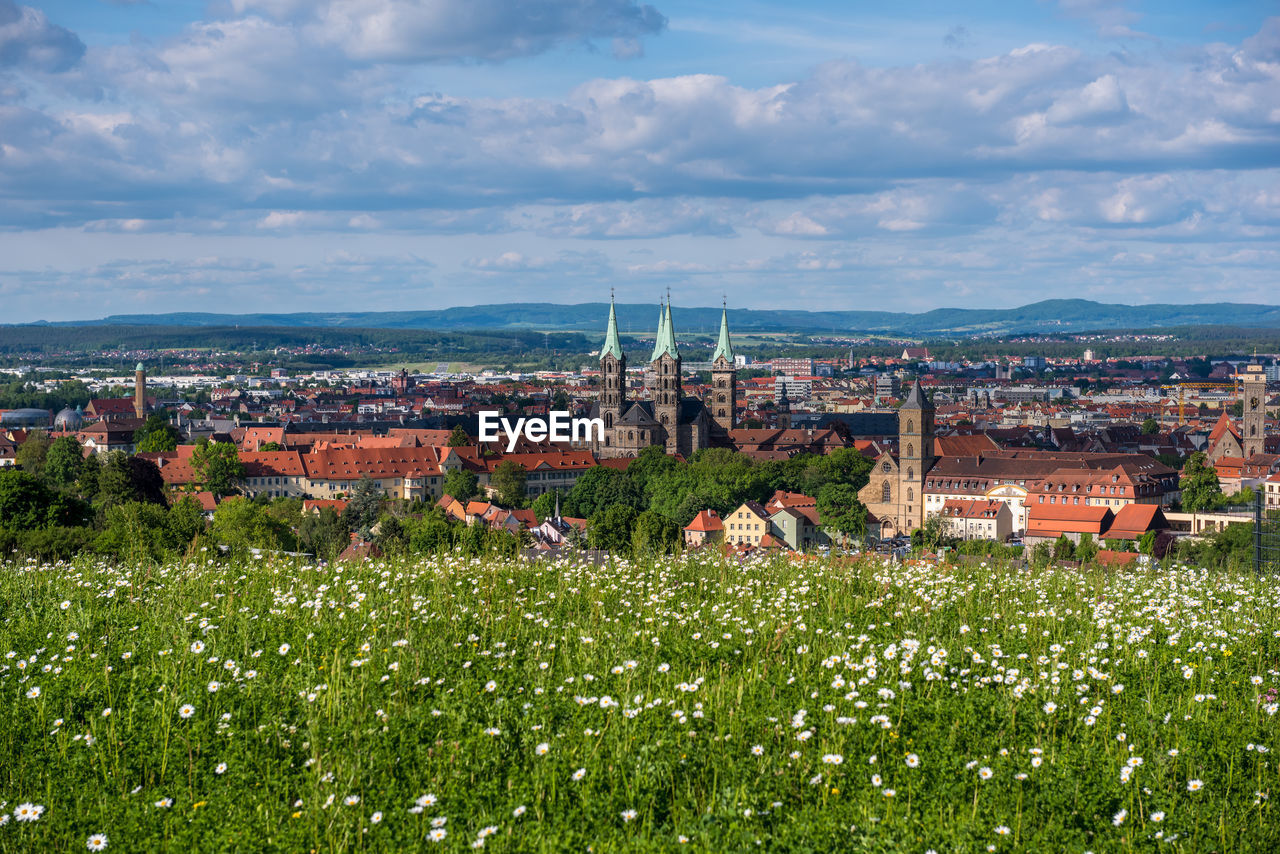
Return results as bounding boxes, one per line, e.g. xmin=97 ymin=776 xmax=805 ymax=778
xmin=1 ymin=0 xmax=1278 ymax=322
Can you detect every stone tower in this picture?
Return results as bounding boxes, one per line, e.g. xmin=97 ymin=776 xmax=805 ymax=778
xmin=897 ymin=379 xmax=934 ymax=532
xmin=650 ymin=300 xmax=681 ymax=453
xmin=776 ymin=379 xmax=791 ymax=429
xmin=134 ymin=362 xmax=146 ymax=420
xmin=710 ymin=305 xmax=736 ymax=433
xmin=599 ymin=297 xmax=627 ymax=430
xmin=1241 ymin=363 xmax=1266 ymax=458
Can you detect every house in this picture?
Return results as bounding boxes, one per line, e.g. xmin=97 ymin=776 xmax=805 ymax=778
xmin=1024 ymin=503 xmax=1113 ymax=546
xmin=79 ymin=420 xmax=144 ymax=455
xmin=1268 ymin=472 xmax=1280 ymax=511
xmin=769 ymin=505 xmax=827 ymax=551
xmin=724 ymin=501 xmax=772 ymax=547
xmin=936 ymin=499 xmax=1012 ymax=542
xmin=683 ymin=510 xmax=724 ymax=548
xmin=1104 ymin=503 xmax=1169 ymax=542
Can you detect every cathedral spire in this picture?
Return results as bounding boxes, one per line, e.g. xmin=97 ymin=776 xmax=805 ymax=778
xmin=712 ymin=304 xmax=734 ymax=364
xmin=601 ymin=293 xmax=623 ymax=360
xmin=650 ymin=298 xmax=678 ymax=362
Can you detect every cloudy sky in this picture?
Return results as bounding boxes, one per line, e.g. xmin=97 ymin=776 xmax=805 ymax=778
xmin=2 ymin=1 xmax=1278 ymax=321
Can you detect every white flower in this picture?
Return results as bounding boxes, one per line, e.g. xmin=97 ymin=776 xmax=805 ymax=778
xmin=995 ymin=825 xmax=1010 ymax=836
xmin=484 ymin=680 xmax=496 ymax=693
xmin=572 ymin=768 xmax=587 ymax=781
xmin=179 ymin=704 xmax=195 ymax=719
xmin=154 ymin=798 xmax=173 ymax=808
xmin=60 ymin=601 xmax=71 ymax=610
xmin=102 ymin=707 xmax=112 ymax=718
xmin=344 ymin=795 xmax=360 ymax=806
xmin=416 ymin=794 xmax=437 ymax=808
xmin=906 ymin=754 xmax=920 ymax=768
xmin=979 ymin=767 xmax=993 ymax=780
xmin=371 ymin=812 xmax=382 ymax=824
xmin=751 ymin=745 xmax=764 ymax=756
xmin=513 ymin=805 xmax=527 ymax=818
xmin=1252 ymin=675 xmax=1264 ymax=686
xmin=215 ymin=762 xmax=228 ymax=775
xmin=207 ymin=681 xmax=220 ymax=693
xmin=621 ymin=809 xmax=638 ymax=822
xmin=190 ymin=641 xmax=205 ymax=654
xmin=428 ymin=828 xmax=447 ymax=842
xmin=278 ymin=644 xmax=290 ymax=655
xmin=86 ymin=833 xmax=108 ymax=851
xmin=483 ymin=727 xmax=500 ymax=736
xmin=1042 ymin=702 xmax=1057 ymax=714
xmin=14 ymin=803 xmax=44 ymax=822
xmin=871 ymin=774 xmax=882 ymax=787
xmin=822 ymin=754 xmax=843 ymax=765
xmin=25 ymin=687 xmax=40 ymax=699
xmin=1151 ymin=811 xmax=1165 ymax=822
xmin=1188 ymin=779 xmax=1204 ymax=792
xmin=535 ymin=742 xmax=550 ymax=756
xmin=1113 ymin=808 xmax=1127 ymax=826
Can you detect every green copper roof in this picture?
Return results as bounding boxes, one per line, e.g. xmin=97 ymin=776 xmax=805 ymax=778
xmin=135 ymin=362 xmax=145 ymax=372
xmin=600 ymin=298 xmax=623 ymax=361
xmin=711 ymin=307 xmax=735 ymax=364
xmin=650 ymin=301 xmax=679 ymax=362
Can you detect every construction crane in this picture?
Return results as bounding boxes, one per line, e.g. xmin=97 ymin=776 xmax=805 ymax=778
xmin=1159 ymin=381 xmax=1238 ymax=427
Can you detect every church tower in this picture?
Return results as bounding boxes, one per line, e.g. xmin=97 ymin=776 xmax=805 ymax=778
xmin=134 ymin=362 xmax=147 ymax=420
xmin=1241 ymin=363 xmax=1266 ymax=458
xmin=651 ymin=299 xmax=681 ymax=453
xmin=710 ymin=305 xmax=737 ymax=433
xmin=897 ymin=379 xmax=934 ymax=532
xmin=599 ymin=296 xmax=627 ymax=431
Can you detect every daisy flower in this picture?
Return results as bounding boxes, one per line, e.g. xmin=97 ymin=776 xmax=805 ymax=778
xmin=513 ymin=805 xmax=527 ymax=818
xmin=14 ymin=803 xmax=44 ymax=822
xmin=179 ymin=704 xmax=195 ymax=719
xmin=979 ymin=767 xmax=994 ymax=780
xmin=86 ymin=834 xmax=108 ymax=851
xmin=428 ymin=828 xmax=447 ymax=842
xmin=1187 ymin=779 xmax=1204 ymax=792
xmin=905 ymin=754 xmax=920 ymax=768
xmin=752 ymin=745 xmax=764 ymax=756
xmin=572 ymin=768 xmax=586 ymax=781
xmin=215 ymin=762 xmax=228 ymax=775
xmin=344 ymin=795 xmax=360 ymax=806
xmin=535 ymin=742 xmax=550 ymax=755
xmin=621 ymin=809 xmax=638 ymax=822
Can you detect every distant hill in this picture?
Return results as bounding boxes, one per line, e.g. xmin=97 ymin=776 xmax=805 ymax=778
xmin=15 ymin=299 xmax=1280 ymax=337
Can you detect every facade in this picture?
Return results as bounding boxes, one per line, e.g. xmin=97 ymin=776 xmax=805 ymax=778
xmin=939 ymin=499 xmax=1013 ymax=541
xmin=724 ymin=501 xmax=772 ymax=547
xmin=683 ymin=509 xmax=724 ymax=548
xmin=591 ymin=298 xmax=733 ymax=458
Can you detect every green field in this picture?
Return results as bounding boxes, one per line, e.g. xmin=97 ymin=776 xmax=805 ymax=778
xmin=1 ymin=553 xmax=1276 ymax=852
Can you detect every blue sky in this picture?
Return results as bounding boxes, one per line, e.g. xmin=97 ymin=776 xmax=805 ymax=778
xmin=2 ymin=1 xmax=1278 ymax=321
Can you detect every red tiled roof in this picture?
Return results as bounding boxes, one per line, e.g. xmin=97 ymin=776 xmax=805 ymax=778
xmin=685 ymin=510 xmax=724 ymax=532
xmin=1106 ymin=504 xmax=1167 ymax=540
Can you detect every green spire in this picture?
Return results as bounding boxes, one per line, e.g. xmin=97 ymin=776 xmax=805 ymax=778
xmin=650 ymin=299 xmax=678 ymax=362
xmin=712 ymin=307 xmax=735 ymax=365
xmin=601 ymin=297 xmax=623 ymax=361
xmin=135 ymin=362 xmax=145 ymax=372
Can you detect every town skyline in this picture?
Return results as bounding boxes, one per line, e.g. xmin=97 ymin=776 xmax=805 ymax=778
xmin=2 ymin=1 xmax=1279 ymax=321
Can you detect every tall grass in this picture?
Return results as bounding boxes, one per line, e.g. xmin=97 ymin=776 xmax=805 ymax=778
xmin=0 ymin=551 xmax=1276 ymax=851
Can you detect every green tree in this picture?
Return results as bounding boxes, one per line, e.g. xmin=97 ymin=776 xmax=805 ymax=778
xmin=1052 ymin=535 xmax=1076 ymax=562
xmin=588 ymin=504 xmax=637 ymax=553
xmin=815 ymin=483 xmax=867 ymax=545
xmin=134 ymin=413 xmax=181 ymax=453
xmin=913 ymin=513 xmax=953 ymax=553
xmin=490 ymin=460 xmax=528 ymax=507
xmin=15 ymin=431 xmax=50 ymax=475
xmin=298 ymin=506 xmax=349 ymax=560
xmin=1179 ymin=452 xmax=1222 ymax=513
xmin=43 ymin=436 xmax=87 ymax=489
xmin=95 ymin=452 xmax=167 ymax=509
xmin=210 ymin=497 xmax=298 ymax=554
xmin=446 ymin=425 xmax=471 ymax=447
xmin=1076 ymin=533 xmax=1098 ymax=564
xmin=0 ymin=470 xmax=88 ymax=531
xmin=342 ymin=477 xmax=384 ymax=535
xmin=630 ymin=510 xmax=682 ymax=555
xmin=1140 ymin=418 xmax=1159 ymax=435
xmin=531 ymin=489 xmax=562 ymax=523
xmin=190 ymin=439 xmax=245 ymax=496
xmin=442 ymin=469 xmax=479 ymax=503
xmin=1137 ymin=530 xmax=1157 ymax=556
xmin=258 ymin=441 xmax=283 ymax=452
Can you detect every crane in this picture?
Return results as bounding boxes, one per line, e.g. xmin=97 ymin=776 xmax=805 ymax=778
xmin=1158 ymin=381 xmax=1238 ymax=427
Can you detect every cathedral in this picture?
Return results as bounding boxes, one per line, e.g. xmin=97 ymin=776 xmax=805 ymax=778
xmin=857 ymin=379 xmax=934 ymax=536
xmin=590 ymin=298 xmax=738 ymax=458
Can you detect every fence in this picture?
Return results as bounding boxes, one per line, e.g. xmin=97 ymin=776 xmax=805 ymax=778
xmin=1253 ymin=490 xmax=1280 ymax=572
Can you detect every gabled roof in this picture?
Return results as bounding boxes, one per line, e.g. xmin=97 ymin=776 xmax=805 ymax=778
xmin=1208 ymin=411 xmax=1239 ymax=446
xmin=1106 ymin=503 xmax=1167 ymax=540
xmin=685 ymin=509 xmax=724 ymax=532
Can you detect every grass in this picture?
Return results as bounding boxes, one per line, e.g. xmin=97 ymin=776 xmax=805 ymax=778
xmin=0 ymin=551 xmax=1276 ymax=852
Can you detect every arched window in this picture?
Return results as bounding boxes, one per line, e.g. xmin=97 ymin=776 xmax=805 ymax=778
xmin=717 ymin=393 xmax=726 ymax=403
xmin=907 ymin=487 xmax=914 ymax=502
xmin=605 ymin=412 xmax=613 ymax=427
xmin=881 ymin=482 xmax=891 ymax=503
xmin=906 ymin=420 xmax=913 ymax=434
xmin=907 ymin=443 xmax=914 ymax=457
xmin=907 ymin=468 xmax=913 ymax=480
xmin=628 ymin=431 xmax=634 ymax=440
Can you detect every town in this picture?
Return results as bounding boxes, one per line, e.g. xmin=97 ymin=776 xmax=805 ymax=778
xmin=1 ymin=299 xmax=1276 ymax=567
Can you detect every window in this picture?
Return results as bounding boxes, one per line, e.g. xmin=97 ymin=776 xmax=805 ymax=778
xmin=907 ymin=488 xmax=914 ymax=502
xmin=882 ymin=482 xmax=891 ymax=503
xmin=906 ymin=420 xmax=913 ymax=434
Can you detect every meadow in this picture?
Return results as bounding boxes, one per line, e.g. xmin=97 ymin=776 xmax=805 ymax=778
xmin=0 ymin=551 xmax=1276 ymax=853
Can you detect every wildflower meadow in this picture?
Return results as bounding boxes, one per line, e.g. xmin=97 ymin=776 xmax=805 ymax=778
xmin=1 ymin=551 xmax=1276 ymax=852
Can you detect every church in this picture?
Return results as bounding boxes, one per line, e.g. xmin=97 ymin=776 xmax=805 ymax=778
xmin=858 ymin=379 xmax=934 ymax=536
xmin=590 ymin=298 xmax=738 ymax=458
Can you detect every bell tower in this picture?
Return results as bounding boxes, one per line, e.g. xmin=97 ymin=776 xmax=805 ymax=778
xmin=897 ymin=379 xmax=934 ymax=532
xmin=1241 ymin=362 xmax=1266 ymax=458
xmin=599 ymin=293 xmax=626 ymax=431
xmin=134 ymin=362 xmax=147 ymax=420
xmin=710 ymin=302 xmax=737 ymax=433
xmin=650 ymin=298 xmax=681 ymax=453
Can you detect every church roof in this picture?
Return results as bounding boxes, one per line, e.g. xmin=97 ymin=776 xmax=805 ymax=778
xmin=650 ymin=301 xmax=679 ymax=362
xmin=900 ymin=379 xmax=933 ymax=412
xmin=712 ymin=307 xmax=735 ymax=364
xmin=601 ymin=298 xmax=624 ymax=361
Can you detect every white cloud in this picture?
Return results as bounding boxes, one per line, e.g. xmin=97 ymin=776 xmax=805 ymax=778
xmin=0 ymin=0 xmax=84 ymax=72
